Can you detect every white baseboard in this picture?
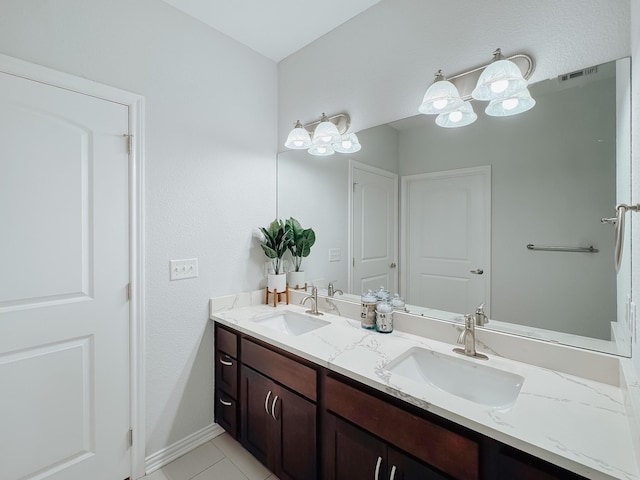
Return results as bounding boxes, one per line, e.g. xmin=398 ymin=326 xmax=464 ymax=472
xmin=144 ymin=423 xmax=225 ymax=475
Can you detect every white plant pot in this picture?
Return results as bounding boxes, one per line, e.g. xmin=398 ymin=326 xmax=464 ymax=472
xmin=287 ymin=271 xmax=306 ymax=289
xmin=267 ymin=273 xmax=287 ymax=292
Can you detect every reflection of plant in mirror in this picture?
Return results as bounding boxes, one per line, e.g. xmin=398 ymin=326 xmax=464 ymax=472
xmin=285 ymin=217 xmax=316 ymax=272
xmin=258 ymin=219 xmax=291 ymax=274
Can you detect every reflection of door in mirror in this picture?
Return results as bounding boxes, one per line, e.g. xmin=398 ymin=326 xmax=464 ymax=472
xmin=350 ymin=162 xmax=398 ymax=294
xmin=402 ymin=166 xmax=491 ymax=315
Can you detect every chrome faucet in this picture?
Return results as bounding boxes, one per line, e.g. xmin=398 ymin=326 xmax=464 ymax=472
xmin=474 ymin=302 xmax=488 ymax=326
xmin=327 ymin=282 xmax=343 ymax=297
xmin=301 ymin=286 xmax=323 ymax=316
xmin=454 ymin=314 xmax=488 ymax=360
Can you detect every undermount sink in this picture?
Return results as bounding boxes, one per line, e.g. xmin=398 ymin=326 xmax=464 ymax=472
xmin=253 ymin=310 xmax=330 ymax=336
xmin=386 ymin=347 xmax=524 ymax=408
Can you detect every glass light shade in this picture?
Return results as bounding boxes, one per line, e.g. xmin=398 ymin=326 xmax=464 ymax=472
xmin=435 ymin=101 xmax=477 ymax=128
xmin=472 ymin=59 xmax=528 ymax=101
xmin=284 ymin=122 xmax=312 ymax=149
xmin=333 ymin=133 xmax=361 ymax=153
xmin=312 ymin=120 xmax=341 ymax=145
xmin=485 ymin=88 xmax=536 ymax=117
xmin=418 ymin=80 xmax=464 ymax=115
xmin=308 ymin=144 xmax=335 ymax=156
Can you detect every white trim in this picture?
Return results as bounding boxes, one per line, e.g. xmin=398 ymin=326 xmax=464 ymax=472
xmin=348 ymin=160 xmax=399 ymax=293
xmin=0 ymin=53 xmax=147 ymax=480
xmin=145 ymin=423 xmax=225 ymax=474
xmin=400 ymin=165 xmax=492 ymax=312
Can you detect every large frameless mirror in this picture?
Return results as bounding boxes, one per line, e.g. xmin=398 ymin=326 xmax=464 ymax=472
xmin=277 ymin=57 xmax=632 ymax=356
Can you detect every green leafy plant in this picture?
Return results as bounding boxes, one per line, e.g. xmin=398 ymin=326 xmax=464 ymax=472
xmin=258 ymin=219 xmax=291 ymax=274
xmin=285 ymin=217 xmax=316 ymax=272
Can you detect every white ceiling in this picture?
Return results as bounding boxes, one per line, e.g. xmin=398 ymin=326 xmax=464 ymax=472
xmin=161 ymin=0 xmax=382 ymax=62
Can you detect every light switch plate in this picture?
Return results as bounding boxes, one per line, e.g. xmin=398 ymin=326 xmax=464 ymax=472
xmin=170 ymin=258 xmax=198 ymax=281
xmin=329 ymin=248 xmax=341 ymax=262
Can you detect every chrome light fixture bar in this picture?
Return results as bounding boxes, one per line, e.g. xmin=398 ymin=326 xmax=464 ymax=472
xmin=418 ymin=48 xmax=535 ymax=128
xmin=284 ymin=112 xmax=361 ymax=156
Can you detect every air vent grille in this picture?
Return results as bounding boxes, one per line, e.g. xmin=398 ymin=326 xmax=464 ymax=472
xmin=559 ymin=66 xmax=599 ymax=82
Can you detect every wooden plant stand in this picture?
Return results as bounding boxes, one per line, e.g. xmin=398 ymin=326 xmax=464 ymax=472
xmin=265 ymin=285 xmax=289 ymax=307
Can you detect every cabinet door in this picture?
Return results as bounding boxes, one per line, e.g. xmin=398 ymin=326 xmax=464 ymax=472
xmin=240 ymin=366 xmax=273 ymax=467
xmin=325 ymin=414 xmax=386 ymax=480
xmin=272 ymin=384 xmax=317 ymax=480
xmin=494 ymin=447 xmax=586 ymax=480
xmin=387 ymin=447 xmax=448 ymax=480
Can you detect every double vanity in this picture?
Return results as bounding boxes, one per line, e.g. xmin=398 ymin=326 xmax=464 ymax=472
xmin=210 ymin=290 xmax=639 ymax=480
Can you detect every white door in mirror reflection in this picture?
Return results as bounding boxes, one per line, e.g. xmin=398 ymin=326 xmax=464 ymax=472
xmin=401 ymin=166 xmax=491 ymax=315
xmin=351 ymin=163 xmax=398 ymax=294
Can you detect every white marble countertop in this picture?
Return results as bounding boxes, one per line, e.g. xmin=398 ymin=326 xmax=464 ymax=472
xmin=211 ymin=302 xmax=639 ymax=480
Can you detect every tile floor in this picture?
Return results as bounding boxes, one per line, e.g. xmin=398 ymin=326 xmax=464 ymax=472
xmin=144 ymin=433 xmax=279 ymax=480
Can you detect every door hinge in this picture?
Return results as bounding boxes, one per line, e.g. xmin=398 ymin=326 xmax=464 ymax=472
xmin=128 ymin=428 xmax=133 ymax=447
xmin=126 ymin=283 xmax=132 ymax=301
xmin=353 ymin=257 xmax=355 ymax=267
xmin=124 ymin=134 xmax=133 ymax=155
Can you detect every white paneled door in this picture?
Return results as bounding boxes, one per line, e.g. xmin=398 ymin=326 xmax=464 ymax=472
xmin=0 ymin=71 xmax=131 ymax=480
xmin=351 ymin=162 xmax=398 ymax=294
xmin=402 ymin=166 xmax=491 ymax=316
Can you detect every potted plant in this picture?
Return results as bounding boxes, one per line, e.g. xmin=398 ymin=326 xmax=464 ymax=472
xmin=258 ymin=219 xmax=290 ymax=292
xmin=285 ymin=217 xmax=316 ymax=288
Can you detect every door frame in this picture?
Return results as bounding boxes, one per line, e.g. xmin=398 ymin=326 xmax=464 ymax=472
xmin=348 ymin=160 xmax=399 ymax=293
xmin=400 ymin=165 xmax=491 ymax=313
xmin=0 ymin=53 xmax=146 ymax=479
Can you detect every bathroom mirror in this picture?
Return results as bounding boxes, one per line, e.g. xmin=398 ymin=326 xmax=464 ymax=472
xmin=277 ymin=57 xmax=632 ymax=356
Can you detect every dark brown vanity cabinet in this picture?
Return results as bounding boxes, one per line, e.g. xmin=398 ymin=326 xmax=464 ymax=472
xmin=324 ymin=413 xmax=448 ymax=480
xmin=214 ymin=324 xmax=318 ymax=479
xmin=214 ymin=326 xmax=238 ymax=438
xmin=240 ymin=338 xmax=317 ymax=480
xmin=241 ymin=365 xmax=316 ymax=480
xmin=214 ymin=322 xmax=588 ymax=480
xmin=485 ymin=443 xmax=588 ymax=480
xmin=323 ymin=374 xmax=478 ymax=480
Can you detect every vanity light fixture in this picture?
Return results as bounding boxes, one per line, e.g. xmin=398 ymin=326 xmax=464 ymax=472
xmin=312 ymin=113 xmax=342 ymax=146
xmin=284 ymin=112 xmax=360 ymax=156
xmin=418 ymin=48 xmax=535 ymax=127
xmin=284 ymin=120 xmax=312 ymax=149
xmin=471 ymin=49 xmax=529 ymax=101
xmin=308 ymin=144 xmax=336 ymax=156
xmin=435 ymin=101 xmax=477 ymax=128
xmin=418 ymin=70 xmax=464 ymax=115
xmin=484 ymin=87 xmax=536 ymax=117
xmin=333 ymin=133 xmax=362 ymax=153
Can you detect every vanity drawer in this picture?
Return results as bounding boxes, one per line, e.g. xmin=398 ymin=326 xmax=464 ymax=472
xmin=215 ymin=388 xmax=237 ymax=439
xmin=241 ymin=338 xmax=317 ymax=401
xmin=216 ymin=325 xmax=238 ymax=358
xmin=215 ymin=350 xmax=238 ymax=398
xmin=325 ymin=375 xmax=479 ymax=480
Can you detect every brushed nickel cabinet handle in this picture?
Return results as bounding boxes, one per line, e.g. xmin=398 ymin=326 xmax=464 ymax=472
xmin=219 ymin=398 xmax=232 ymax=407
xmin=374 ymin=456 xmax=382 ymax=480
xmin=389 ymin=465 xmax=397 ymax=480
xmin=271 ymin=395 xmax=279 ymax=420
xmin=219 ymin=356 xmax=233 ymax=366
xmin=264 ymin=391 xmax=272 ymax=415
